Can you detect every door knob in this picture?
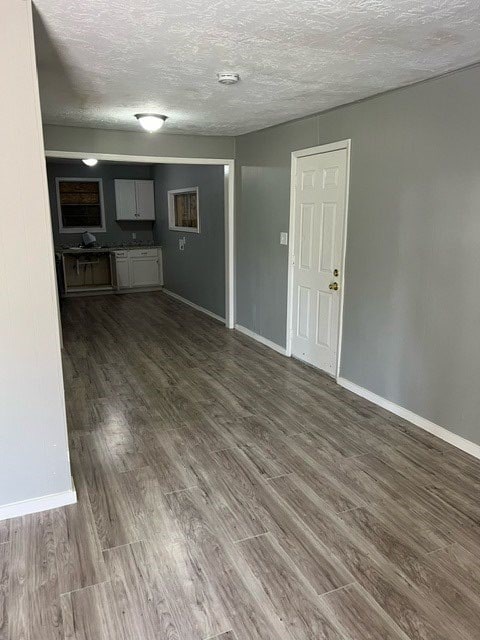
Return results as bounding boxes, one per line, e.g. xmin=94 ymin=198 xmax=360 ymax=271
xmin=329 ymin=282 xmax=339 ymax=291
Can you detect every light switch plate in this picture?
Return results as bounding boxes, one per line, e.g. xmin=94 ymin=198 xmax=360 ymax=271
xmin=280 ymin=232 xmax=288 ymax=245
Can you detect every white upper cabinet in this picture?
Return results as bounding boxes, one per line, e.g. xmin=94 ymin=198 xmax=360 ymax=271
xmin=134 ymin=181 xmax=155 ymax=220
xmin=115 ymin=180 xmax=136 ymax=220
xmin=115 ymin=179 xmax=155 ymax=221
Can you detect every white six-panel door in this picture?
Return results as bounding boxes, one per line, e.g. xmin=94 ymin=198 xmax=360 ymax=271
xmin=291 ymin=148 xmax=348 ymax=375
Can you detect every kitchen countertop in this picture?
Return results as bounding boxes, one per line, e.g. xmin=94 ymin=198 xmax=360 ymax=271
xmin=58 ymin=245 xmax=161 ymax=255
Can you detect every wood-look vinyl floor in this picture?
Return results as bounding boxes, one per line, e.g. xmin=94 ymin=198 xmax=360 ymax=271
xmin=2 ymin=291 xmax=480 ymax=639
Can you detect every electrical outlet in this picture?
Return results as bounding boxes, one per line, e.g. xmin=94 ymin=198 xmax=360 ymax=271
xmin=280 ymin=232 xmax=288 ymax=245
xmin=179 ymin=237 xmax=186 ymax=251
xmin=132 ymin=232 xmax=136 ymax=240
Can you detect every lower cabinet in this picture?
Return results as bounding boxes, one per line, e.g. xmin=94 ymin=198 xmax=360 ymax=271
xmin=113 ymin=248 xmax=163 ymax=290
xmin=115 ymin=258 xmax=131 ymax=289
xmin=130 ymin=256 xmax=160 ymax=287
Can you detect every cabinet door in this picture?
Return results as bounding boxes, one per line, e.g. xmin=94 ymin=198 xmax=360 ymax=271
xmin=115 ymin=180 xmax=137 ymax=220
xmin=130 ymin=257 xmax=160 ymax=287
xmin=134 ymin=180 xmax=155 ymax=220
xmin=157 ymin=248 xmax=164 ymax=285
xmin=115 ymin=258 xmax=130 ymax=288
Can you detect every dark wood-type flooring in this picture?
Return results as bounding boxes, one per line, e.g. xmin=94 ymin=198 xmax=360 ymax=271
xmin=2 ymin=291 xmax=480 ymax=639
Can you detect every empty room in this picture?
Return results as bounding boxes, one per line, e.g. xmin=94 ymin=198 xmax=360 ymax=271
xmin=2 ymin=1 xmax=480 ymax=639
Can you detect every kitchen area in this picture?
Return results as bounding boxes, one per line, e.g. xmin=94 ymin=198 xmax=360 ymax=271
xmin=48 ymin=158 xmax=164 ymax=296
xmin=47 ymin=155 xmax=226 ymax=322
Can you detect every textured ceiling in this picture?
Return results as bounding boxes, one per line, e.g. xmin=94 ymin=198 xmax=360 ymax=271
xmin=33 ymin=0 xmax=480 ymax=136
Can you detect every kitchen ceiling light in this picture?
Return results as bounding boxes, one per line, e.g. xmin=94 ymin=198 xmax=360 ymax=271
xmin=217 ymin=72 xmax=240 ymax=85
xmin=82 ymin=158 xmax=98 ymax=166
xmin=135 ymin=114 xmax=167 ymax=133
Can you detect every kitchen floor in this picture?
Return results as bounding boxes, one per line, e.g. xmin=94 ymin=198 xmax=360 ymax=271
xmin=2 ymin=292 xmax=480 ymax=639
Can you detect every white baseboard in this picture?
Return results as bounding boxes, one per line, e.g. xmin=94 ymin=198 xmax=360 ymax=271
xmin=162 ymin=289 xmax=225 ymax=323
xmin=0 ymin=479 xmax=77 ymax=522
xmin=63 ymin=286 xmax=163 ymax=298
xmin=235 ymin=324 xmax=287 ymax=356
xmin=337 ymin=377 xmax=480 ymax=460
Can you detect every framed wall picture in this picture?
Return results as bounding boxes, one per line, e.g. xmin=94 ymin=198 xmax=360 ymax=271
xmin=168 ymin=187 xmax=200 ymax=233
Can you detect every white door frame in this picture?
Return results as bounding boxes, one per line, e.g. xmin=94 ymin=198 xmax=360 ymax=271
xmin=285 ymin=139 xmax=351 ymax=379
xmin=45 ymin=150 xmax=235 ymax=329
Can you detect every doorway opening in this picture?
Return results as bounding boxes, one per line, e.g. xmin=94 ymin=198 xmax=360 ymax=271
xmin=45 ymin=150 xmax=235 ymax=329
xmin=286 ymin=140 xmax=351 ymax=378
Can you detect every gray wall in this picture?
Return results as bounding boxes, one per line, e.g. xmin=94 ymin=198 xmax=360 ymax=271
xmin=44 ymin=125 xmax=235 ymax=160
xmin=154 ymin=164 xmax=225 ymax=318
xmin=236 ymin=64 xmax=480 ymax=445
xmin=47 ymin=161 xmax=155 ymax=247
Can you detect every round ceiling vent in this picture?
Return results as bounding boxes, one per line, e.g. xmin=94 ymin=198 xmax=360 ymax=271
xmin=217 ymin=72 xmax=240 ymax=85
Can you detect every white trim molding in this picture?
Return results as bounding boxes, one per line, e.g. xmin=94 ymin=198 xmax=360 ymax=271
xmin=55 ymin=176 xmax=106 ymax=233
xmin=286 ymin=139 xmax=351 ymax=379
xmin=162 ymin=288 xmax=225 ymax=323
xmin=0 ymin=479 xmax=77 ymax=522
xmin=168 ymin=186 xmax=200 ymax=233
xmin=337 ymin=377 xmax=480 ymax=460
xmin=235 ymin=324 xmax=287 ymax=356
xmin=224 ymin=164 xmax=235 ymax=329
xmin=45 ymin=150 xmax=233 ymax=166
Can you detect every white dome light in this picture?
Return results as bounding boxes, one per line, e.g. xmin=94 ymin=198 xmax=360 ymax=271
xmin=135 ymin=114 xmax=167 ymax=133
xmin=82 ymin=158 xmax=98 ymax=167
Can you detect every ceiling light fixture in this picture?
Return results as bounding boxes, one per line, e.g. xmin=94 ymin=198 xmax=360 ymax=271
xmin=217 ymin=72 xmax=240 ymax=85
xmin=135 ymin=113 xmax=167 ymax=133
xmin=82 ymin=158 xmax=98 ymax=166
